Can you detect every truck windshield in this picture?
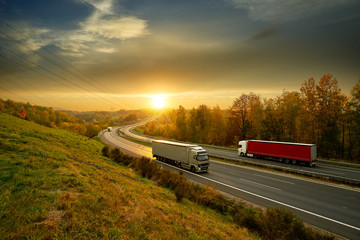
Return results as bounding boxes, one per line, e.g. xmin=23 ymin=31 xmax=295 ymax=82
xmin=197 ymin=155 xmax=208 ymax=161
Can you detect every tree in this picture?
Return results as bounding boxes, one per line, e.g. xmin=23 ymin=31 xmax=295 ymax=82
xmin=346 ymin=79 xmax=360 ymax=161
xmin=300 ymin=75 xmax=346 ymax=158
xmin=175 ymin=105 xmax=187 ymax=141
xmin=229 ymin=93 xmax=261 ymax=143
xmin=18 ymin=107 xmax=28 ymax=119
xmin=209 ymin=105 xmax=226 ymax=146
xmin=278 ymin=91 xmax=301 ymax=141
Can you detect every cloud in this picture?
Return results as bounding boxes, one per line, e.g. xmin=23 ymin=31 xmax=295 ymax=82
xmin=79 ymin=0 xmax=149 ymax=40
xmin=80 ymin=0 xmax=113 ymax=14
xmin=0 ymin=22 xmax=52 ymax=54
xmin=249 ymin=25 xmax=280 ymax=41
xmin=96 ymin=47 xmax=116 ymax=53
xmin=3 ymin=0 xmax=150 ymax=58
xmin=226 ymin=0 xmax=353 ymax=22
xmin=80 ymin=16 xmax=149 ymax=40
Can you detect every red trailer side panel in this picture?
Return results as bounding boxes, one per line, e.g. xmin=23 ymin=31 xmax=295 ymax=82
xmin=247 ymin=141 xmax=313 ymax=162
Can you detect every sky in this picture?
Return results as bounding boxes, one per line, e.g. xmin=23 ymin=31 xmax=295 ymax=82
xmin=0 ymin=0 xmax=359 ymax=111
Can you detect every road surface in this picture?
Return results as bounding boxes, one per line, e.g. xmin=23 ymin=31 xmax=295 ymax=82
xmin=100 ymin=121 xmax=360 ymax=239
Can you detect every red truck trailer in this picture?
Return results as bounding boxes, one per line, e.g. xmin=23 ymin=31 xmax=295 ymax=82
xmin=238 ymin=140 xmax=317 ymax=166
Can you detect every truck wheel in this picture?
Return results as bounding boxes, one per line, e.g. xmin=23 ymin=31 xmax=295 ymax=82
xmin=291 ymin=160 xmax=297 ymax=165
xmin=191 ymin=166 xmax=196 ymax=173
xmin=285 ymin=159 xmax=290 ymax=164
xmin=240 ymin=152 xmax=244 ymax=157
xmin=279 ymin=158 xmax=283 ymax=163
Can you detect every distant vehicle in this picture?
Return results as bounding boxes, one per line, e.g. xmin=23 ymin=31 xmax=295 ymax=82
xmin=238 ymin=140 xmax=317 ymax=166
xmin=152 ymin=140 xmax=210 ymax=173
xmin=107 ymin=127 xmax=112 ymax=132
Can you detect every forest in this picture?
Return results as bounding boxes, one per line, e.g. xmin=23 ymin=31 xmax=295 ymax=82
xmin=138 ymin=75 xmax=360 ymax=162
xmin=0 ymin=99 xmax=151 ymax=138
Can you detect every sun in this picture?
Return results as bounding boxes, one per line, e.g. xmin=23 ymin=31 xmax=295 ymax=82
xmin=152 ymin=95 xmax=166 ymax=109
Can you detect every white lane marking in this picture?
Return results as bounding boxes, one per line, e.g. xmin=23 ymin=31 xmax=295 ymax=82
xmin=212 ymin=160 xmax=360 ymax=192
xmin=103 ymin=129 xmax=360 ymax=231
xmin=254 ymin=174 xmax=295 ymax=185
xmin=157 ymin=160 xmax=360 ymax=231
xmin=238 ymin=177 xmax=282 ymax=191
xmin=188 ymin=169 xmax=360 ymax=232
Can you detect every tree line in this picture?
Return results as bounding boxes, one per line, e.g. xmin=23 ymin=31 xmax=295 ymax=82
xmin=138 ymin=75 xmax=360 ymax=162
xmin=0 ymin=99 xmax=150 ymax=138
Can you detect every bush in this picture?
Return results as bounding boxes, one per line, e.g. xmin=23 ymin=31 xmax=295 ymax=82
xmin=107 ymin=149 xmax=334 ymax=240
xmin=110 ymin=148 xmax=123 ymax=163
xmin=233 ymin=207 xmax=261 ymax=232
xmin=174 ymin=184 xmax=186 ymax=202
xmin=196 ymin=184 xmax=230 ymax=214
xmin=101 ymin=146 xmax=110 ymax=157
xmin=132 ymin=157 xmax=160 ymax=179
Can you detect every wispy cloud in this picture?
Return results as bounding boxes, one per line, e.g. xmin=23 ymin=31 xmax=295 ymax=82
xmin=79 ymin=0 xmax=149 ymax=40
xmin=249 ymin=25 xmax=280 ymax=41
xmin=1 ymin=22 xmax=51 ymax=54
xmin=2 ymin=0 xmax=149 ymax=58
xmin=80 ymin=16 xmax=149 ymax=40
xmin=226 ymin=0 xmax=353 ymax=22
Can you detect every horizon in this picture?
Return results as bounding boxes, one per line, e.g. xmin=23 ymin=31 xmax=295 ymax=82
xmin=1 ymin=0 xmax=359 ymax=111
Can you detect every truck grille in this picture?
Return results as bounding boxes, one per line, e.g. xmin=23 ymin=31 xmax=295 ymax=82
xmin=199 ymin=163 xmax=209 ymax=170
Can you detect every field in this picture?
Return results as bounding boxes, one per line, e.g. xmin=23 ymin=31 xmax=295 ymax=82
xmin=0 ymin=112 xmax=255 ymax=239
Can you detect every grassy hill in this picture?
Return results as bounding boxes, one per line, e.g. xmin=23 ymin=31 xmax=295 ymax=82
xmin=0 ymin=112 xmax=255 ymax=239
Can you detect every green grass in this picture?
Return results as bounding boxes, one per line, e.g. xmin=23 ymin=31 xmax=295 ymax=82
xmin=0 ymin=112 xmax=255 ymax=240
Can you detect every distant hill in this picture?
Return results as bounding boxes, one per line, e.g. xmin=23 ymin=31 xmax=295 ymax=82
xmin=0 ymin=98 xmax=152 ymax=138
xmin=0 ymin=112 xmax=254 ymax=239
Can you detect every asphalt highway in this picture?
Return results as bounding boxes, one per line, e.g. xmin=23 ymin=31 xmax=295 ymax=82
xmin=100 ymin=123 xmax=360 ymax=239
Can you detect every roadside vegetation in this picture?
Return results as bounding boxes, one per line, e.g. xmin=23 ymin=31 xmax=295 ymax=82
xmin=137 ymin=76 xmax=360 ymax=163
xmin=103 ymin=145 xmax=335 ymax=240
xmin=0 ymin=112 xmax=255 ymax=239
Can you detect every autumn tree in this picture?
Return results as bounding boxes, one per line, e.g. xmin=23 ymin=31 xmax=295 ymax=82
xmin=300 ymin=75 xmax=346 ymax=158
xmin=260 ymin=99 xmax=284 ymax=141
xmin=346 ymin=79 xmax=360 ymax=161
xmin=209 ymin=105 xmax=227 ymax=146
xmin=18 ymin=107 xmax=28 ymax=119
xmin=278 ymin=91 xmax=302 ymax=141
xmin=228 ymin=93 xmax=262 ymax=143
xmin=175 ymin=105 xmax=187 ymax=141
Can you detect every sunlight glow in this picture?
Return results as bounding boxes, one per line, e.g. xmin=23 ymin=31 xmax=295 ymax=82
xmin=152 ymin=95 xmax=166 ymax=109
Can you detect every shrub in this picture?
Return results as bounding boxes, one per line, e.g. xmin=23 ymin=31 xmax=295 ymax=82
xmin=174 ymin=184 xmax=186 ymax=202
xmin=101 ymin=146 xmax=110 ymax=158
xmin=110 ymin=148 xmax=123 ymax=163
xmin=155 ymin=169 xmax=173 ymax=188
xmin=108 ymin=149 xmax=335 ymax=240
xmin=196 ymin=184 xmax=230 ymax=214
xmin=132 ymin=157 xmax=160 ymax=179
xmin=260 ymin=208 xmax=306 ymax=240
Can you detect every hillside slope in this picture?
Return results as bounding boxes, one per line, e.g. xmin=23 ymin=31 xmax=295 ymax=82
xmin=0 ymin=112 xmax=254 ymax=239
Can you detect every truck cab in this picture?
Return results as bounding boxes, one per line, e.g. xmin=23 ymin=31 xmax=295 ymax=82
xmin=186 ymin=147 xmax=210 ymax=173
xmin=238 ymin=140 xmax=247 ymax=156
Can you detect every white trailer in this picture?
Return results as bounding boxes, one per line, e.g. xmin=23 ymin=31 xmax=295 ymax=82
xmin=152 ymin=140 xmax=209 ymax=173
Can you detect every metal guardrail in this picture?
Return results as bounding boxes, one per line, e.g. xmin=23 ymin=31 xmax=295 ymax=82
xmin=130 ymin=127 xmax=360 ymax=168
xmin=126 ymin=125 xmax=360 ymax=185
xmin=209 ymin=154 xmax=360 ymax=186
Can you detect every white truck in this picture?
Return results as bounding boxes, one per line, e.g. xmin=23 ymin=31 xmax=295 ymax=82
xmin=152 ymin=140 xmax=210 ymax=173
xmin=107 ymin=127 xmax=112 ymax=132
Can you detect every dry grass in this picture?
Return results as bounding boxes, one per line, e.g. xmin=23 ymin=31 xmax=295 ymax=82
xmin=0 ymin=112 xmax=255 ymax=240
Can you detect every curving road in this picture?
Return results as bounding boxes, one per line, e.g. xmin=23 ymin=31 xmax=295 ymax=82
xmin=100 ymin=120 xmax=360 ymax=239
